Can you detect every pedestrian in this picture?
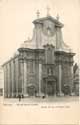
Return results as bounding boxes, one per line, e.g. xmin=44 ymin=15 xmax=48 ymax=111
xmin=18 ymin=94 xmax=21 ymax=101
xmin=35 ymin=90 xmax=37 ymax=97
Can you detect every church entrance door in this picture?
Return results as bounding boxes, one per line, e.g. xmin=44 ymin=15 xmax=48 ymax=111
xmin=27 ymin=86 xmax=35 ymax=96
xmin=46 ymin=81 xmax=56 ymax=96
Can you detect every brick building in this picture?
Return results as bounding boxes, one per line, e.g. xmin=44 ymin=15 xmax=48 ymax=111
xmin=3 ymin=13 xmax=75 ymax=98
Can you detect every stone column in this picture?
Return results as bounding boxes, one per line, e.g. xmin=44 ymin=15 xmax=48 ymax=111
xmin=35 ymin=24 xmax=42 ymax=49
xmin=6 ymin=65 xmax=9 ymax=97
xmin=8 ymin=64 xmax=10 ymax=97
xmin=45 ymin=79 xmax=47 ymax=96
xmin=56 ymin=27 xmax=63 ymax=50
xmin=70 ymin=65 xmax=74 ymax=95
xmin=23 ymin=61 xmax=27 ymax=96
xmin=3 ymin=67 xmax=5 ymax=97
xmin=9 ymin=62 xmax=12 ymax=97
xmin=11 ymin=61 xmax=14 ymax=97
xmin=54 ymin=82 xmax=56 ymax=96
xmin=15 ymin=59 xmax=19 ymax=97
xmin=58 ymin=64 xmax=64 ymax=96
xmin=6 ymin=66 xmax=8 ymax=97
xmin=39 ymin=63 xmax=42 ymax=96
xmin=18 ymin=60 xmax=22 ymax=95
xmin=14 ymin=60 xmax=16 ymax=97
xmin=20 ymin=61 xmax=24 ymax=95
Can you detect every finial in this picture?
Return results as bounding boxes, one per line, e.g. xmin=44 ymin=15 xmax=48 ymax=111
xmin=47 ymin=6 xmax=50 ymax=16
xmin=36 ymin=10 xmax=40 ymax=18
xmin=56 ymin=14 xmax=59 ymax=21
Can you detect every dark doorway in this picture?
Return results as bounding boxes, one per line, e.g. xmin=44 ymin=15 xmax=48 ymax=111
xmin=46 ymin=81 xmax=56 ymax=96
xmin=27 ymin=86 xmax=35 ymax=96
xmin=63 ymin=85 xmax=70 ymax=95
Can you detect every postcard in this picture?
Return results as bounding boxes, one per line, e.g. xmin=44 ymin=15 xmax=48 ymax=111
xmin=0 ymin=0 xmax=80 ymax=124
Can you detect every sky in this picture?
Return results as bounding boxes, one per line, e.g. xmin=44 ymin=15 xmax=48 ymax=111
xmin=0 ymin=0 xmax=80 ymax=65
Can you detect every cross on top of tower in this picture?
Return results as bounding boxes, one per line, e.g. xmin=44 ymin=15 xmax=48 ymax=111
xmin=47 ymin=6 xmax=50 ymax=16
xmin=36 ymin=10 xmax=40 ymax=18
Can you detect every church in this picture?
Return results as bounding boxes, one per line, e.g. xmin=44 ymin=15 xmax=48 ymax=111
xmin=3 ymin=10 xmax=75 ymax=98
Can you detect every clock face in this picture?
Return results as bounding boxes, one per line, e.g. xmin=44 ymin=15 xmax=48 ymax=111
xmin=43 ymin=20 xmax=56 ymax=37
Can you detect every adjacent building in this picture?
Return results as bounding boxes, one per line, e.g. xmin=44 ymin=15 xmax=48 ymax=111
xmin=73 ymin=63 xmax=79 ymax=96
xmin=0 ymin=66 xmax=4 ymax=96
xmin=3 ymin=13 xmax=75 ymax=98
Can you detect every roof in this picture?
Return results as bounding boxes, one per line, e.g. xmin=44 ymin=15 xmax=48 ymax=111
xmin=33 ymin=16 xmax=64 ymax=28
xmin=2 ymin=54 xmax=19 ymax=67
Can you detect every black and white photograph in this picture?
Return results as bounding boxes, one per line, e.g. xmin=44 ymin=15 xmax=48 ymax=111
xmin=0 ymin=0 xmax=79 ymax=103
xmin=0 ymin=0 xmax=80 ymax=124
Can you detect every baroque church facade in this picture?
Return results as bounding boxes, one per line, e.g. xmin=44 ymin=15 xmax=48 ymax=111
xmin=3 ymin=11 xmax=75 ymax=98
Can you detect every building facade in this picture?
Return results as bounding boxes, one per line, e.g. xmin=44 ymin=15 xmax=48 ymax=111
xmin=3 ymin=14 xmax=75 ymax=98
xmin=73 ymin=63 xmax=79 ymax=96
xmin=0 ymin=66 xmax=4 ymax=96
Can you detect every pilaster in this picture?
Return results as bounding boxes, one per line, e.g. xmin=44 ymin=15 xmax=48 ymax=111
xmin=58 ymin=64 xmax=64 ymax=96
xmin=19 ymin=60 xmax=24 ymax=95
xmin=23 ymin=61 xmax=27 ymax=96
xmin=39 ymin=63 xmax=42 ymax=96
